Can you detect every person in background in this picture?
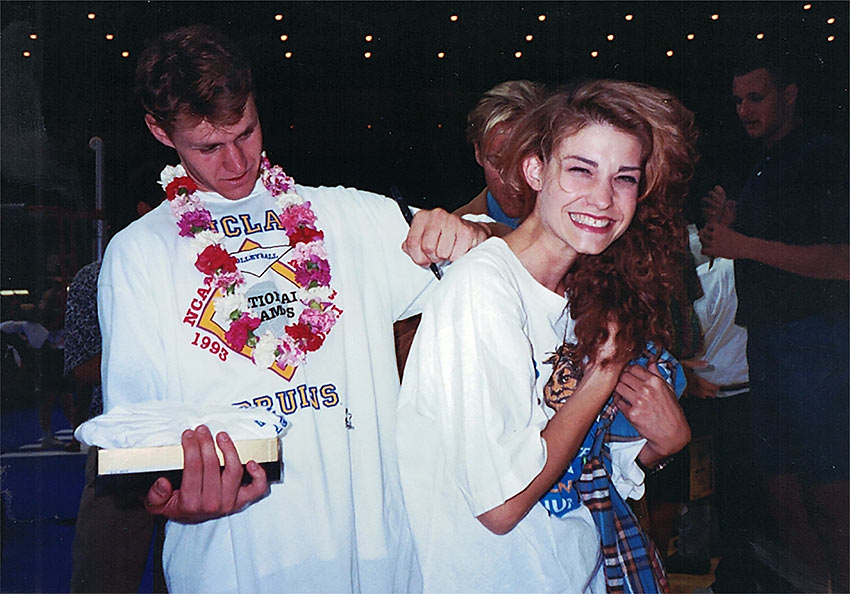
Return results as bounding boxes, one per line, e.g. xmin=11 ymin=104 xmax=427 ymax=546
xmin=394 ymin=80 xmax=545 ymax=376
xmin=398 ymin=80 xmax=696 ymax=593
xmin=66 ymin=196 xmax=167 ymax=593
xmin=454 ymin=79 xmax=546 ymax=224
xmin=700 ymin=49 xmax=849 ymax=592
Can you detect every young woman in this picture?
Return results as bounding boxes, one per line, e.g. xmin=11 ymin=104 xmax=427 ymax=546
xmin=397 ymin=80 xmax=698 ymax=593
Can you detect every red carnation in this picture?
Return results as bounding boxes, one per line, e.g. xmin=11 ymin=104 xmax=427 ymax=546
xmin=225 ymin=312 xmax=261 ymax=351
xmin=288 ymin=226 xmax=324 ymax=246
xmin=165 ymin=176 xmax=198 ymax=201
xmin=195 ymin=244 xmax=237 ymax=275
xmin=286 ymin=322 xmax=325 ymax=352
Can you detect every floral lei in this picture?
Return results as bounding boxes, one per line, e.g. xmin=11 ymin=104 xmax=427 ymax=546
xmin=160 ymin=153 xmax=341 ymax=371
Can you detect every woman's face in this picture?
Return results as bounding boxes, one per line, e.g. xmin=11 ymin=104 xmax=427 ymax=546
xmin=523 ymin=123 xmax=643 ymax=257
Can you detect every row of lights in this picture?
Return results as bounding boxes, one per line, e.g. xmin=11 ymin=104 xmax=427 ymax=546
xmin=19 ymin=7 xmax=841 ymax=60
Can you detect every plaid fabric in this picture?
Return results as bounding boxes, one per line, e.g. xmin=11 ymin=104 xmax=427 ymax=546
xmin=576 ymin=400 xmax=670 ymax=593
xmin=541 ymin=343 xmax=682 ymax=593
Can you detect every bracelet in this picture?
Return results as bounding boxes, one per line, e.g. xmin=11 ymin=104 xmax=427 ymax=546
xmin=639 ymin=456 xmax=674 ymax=475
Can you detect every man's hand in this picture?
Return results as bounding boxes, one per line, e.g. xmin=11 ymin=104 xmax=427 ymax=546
xmin=701 ymin=185 xmax=736 ymax=227
xmin=614 ymin=364 xmax=690 ymax=460
xmin=699 ymin=223 xmax=751 ymax=261
xmin=402 ymin=208 xmax=490 ymax=266
xmin=681 ymin=359 xmax=719 ymax=399
xmin=144 ymin=425 xmax=269 ymax=523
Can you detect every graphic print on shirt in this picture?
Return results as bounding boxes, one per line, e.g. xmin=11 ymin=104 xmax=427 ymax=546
xmin=183 ymin=229 xmax=304 ymax=381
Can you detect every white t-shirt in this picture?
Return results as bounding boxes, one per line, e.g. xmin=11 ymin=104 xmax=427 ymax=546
xmin=99 ymin=177 xmax=436 ymax=593
xmin=687 ymin=226 xmax=749 ymax=395
xmin=397 ymin=237 xmax=645 ymax=593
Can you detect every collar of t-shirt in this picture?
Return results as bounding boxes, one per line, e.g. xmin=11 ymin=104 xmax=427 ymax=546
xmin=486 ymin=191 xmax=520 ymax=230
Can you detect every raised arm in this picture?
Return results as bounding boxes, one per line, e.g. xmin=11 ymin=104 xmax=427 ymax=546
xmin=476 ymin=356 xmax=625 ymax=534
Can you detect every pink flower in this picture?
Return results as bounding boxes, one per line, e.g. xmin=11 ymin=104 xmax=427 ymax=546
xmin=278 ymin=203 xmax=317 ymax=230
xmin=294 ymin=256 xmax=331 ymax=287
xmin=300 ymin=306 xmax=336 ymax=334
xmin=225 ymin=312 xmax=261 ymax=351
xmin=261 ymin=160 xmax=295 ymax=196
xmin=177 ymin=209 xmax=212 ymax=237
xmin=275 ymin=333 xmax=306 ymax=368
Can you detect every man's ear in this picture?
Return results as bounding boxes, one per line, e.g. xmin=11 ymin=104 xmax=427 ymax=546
xmin=473 ymin=142 xmax=484 ymax=167
xmin=781 ymin=83 xmax=798 ymax=111
xmin=522 ymin=155 xmax=544 ymax=192
xmin=144 ymin=114 xmax=176 ymax=149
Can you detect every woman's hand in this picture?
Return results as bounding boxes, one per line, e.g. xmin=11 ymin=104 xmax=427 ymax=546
xmin=614 ymin=363 xmax=690 ymax=462
xmin=144 ymin=425 xmax=270 ymax=523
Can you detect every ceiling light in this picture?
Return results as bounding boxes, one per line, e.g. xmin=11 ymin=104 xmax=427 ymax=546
xmin=803 ymin=3 xmax=812 ymax=10
xmin=526 ymin=34 xmax=533 ymax=42
xmin=280 ymin=34 xmax=288 ymax=41
xmin=121 ymin=51 xmax=130 ymax=58
xmin=625 ymin=14 xmax=634 ymax=21
xmin=711 ymin=13 xmax=719 ymax=20
xmin=538 ymin=14 xmax=546 ymax=22
xmin=687 ymin=33 xmax=695 ymax=40
xmin=666 ymin=49 xmax=674 ymax=57
xmin=827 ymin=17 xmax=836 ymax=24
xmin=450 ymin=14 xmax=458 ymax=22
xmin=514 ymin=51 xmax=522 ymax=58
xmin=590 ymin=50 xmax=599 ymax=58
xmin=274 ymin=14 xmax=283 ymax=21
xmin=607 ymin=34 xmax=615 ymax=41
xmin=285 ymin=51 xmax=293 ymax=59
xmin=364 ymin=51 xmax=372 ymax=59
xmin=365 ymin=34 xmax=373 ymax=42
xmin=437 ymin=51 xmax=446 ymax=59
xmin=105 ymin=33 xmax=114 ymax=40
xmin=827 ymin=35 xmax=835 ymax=41
xmin=87 ymin=12 xmax=96 ymax=20
xmin=29 ymin=33 xmax=37 ymax=40
xmin=22 ymin=50 xmax=31 ymax=57
xmin=756 ymin=32 xmax=765 ymax=39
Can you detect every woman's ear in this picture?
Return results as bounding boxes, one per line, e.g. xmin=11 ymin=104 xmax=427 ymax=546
xmin=522 ymin=155 xmax=544 ymax=192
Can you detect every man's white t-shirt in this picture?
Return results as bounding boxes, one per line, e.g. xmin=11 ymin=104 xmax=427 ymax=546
xmin=99 ymin=177 xmax=435 ymax=592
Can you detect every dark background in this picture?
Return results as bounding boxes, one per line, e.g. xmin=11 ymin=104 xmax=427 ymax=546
xmin=2 ymin=1 xmax=847 ymax=298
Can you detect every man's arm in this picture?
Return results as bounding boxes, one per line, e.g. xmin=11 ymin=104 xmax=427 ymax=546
xmin=699 ymin=223 xmax=849 ymax=281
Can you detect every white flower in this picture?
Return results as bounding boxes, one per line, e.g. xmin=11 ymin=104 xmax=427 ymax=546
xmin=188 ymin=230 xmax=225 ymax=252
xmin=215 ymin=291 xmax=250 ymax=319
xmin=275 ymin=192 xmax=304 ymax=210
xmin=296 ymin=285 xmax=333 ymax=303
xmin=252 ymin=331 xmax=279 ymax=369
xmin=158 ymin=164 xmax=186 ymax=188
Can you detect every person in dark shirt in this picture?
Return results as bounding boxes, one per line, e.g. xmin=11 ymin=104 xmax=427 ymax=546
xmin=700 ymin=51 xmax=849 ymax=593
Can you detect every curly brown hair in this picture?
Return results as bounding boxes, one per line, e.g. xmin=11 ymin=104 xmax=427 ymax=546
xmin=135 ymin=25 xmax=253 ymax=133
xmin=501 ymin=80 xmax=700 ymax=363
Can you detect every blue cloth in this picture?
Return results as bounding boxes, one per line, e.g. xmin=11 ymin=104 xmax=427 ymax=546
xmin=486 ymin=191 xmax=521 ymax=229
xmin=540 ymin=343 xmax=685 ymax=593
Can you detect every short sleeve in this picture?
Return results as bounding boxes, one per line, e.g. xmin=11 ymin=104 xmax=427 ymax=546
xmin=404 ymin=255 xmax=548 ymax=517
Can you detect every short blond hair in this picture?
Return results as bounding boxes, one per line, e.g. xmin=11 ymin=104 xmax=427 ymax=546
xmin=466 ymin=80 xmax=546 ymax=146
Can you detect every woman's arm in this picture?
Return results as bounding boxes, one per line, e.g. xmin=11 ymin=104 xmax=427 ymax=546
xmin=477 ymin=358 xmax=624 ymax=535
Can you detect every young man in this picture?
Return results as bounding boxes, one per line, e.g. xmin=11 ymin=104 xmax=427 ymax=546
xmin=454 ymin=79 xmax=546 ymax=225
xmin=99 ymin=25 xmax=489 ymax=592
xmin=395 ymin=81 xmax=544 ymax=375
xmin=700 ymin=53 xmax=849 ymax=592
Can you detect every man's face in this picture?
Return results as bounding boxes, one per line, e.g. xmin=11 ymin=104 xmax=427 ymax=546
xmin=474 ymin=122 xmax=526 ymax=219
xmin=146 ymin=96 xmax=263 ymax=200
xmin=732 ymin=68 xmax=796 ymax=147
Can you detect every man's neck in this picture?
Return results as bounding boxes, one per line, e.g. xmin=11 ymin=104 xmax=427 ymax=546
xmin=764 ymin=116 xmax=803 ymax=150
